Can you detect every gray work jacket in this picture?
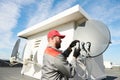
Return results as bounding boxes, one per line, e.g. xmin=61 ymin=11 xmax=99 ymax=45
xmin=41 ymin=47 xmax=77 ymax=80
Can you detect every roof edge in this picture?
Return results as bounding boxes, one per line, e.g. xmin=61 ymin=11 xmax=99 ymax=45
xmin=17 ymin=5 xmax=90 ymax=38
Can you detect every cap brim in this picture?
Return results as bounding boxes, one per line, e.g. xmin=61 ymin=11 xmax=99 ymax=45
xmin=59 ymin=35 xmax=65 ymax=39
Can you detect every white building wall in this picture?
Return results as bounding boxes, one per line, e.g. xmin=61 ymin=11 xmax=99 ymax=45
xmin=28 ymin=21 xmax=75 ymax=63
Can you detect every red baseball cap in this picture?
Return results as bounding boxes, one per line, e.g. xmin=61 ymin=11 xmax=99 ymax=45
xmin=47 ymin=30 xmax=65 ymax=39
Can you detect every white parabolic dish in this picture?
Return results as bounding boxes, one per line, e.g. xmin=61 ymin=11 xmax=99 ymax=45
xmin=74 ymin=20 xmax=111 ymax=57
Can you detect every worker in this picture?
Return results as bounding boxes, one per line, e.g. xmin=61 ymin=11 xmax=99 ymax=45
xmin=41 ymin=30 xmax=80 ymax=80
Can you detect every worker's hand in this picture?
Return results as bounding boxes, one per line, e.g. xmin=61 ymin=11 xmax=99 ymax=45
xmin=62 ymin=40 xmax=79 ymax=58
xmin=73 ymin=47 xmax=81 ymax=58
xmin=69 ymin=40 xmax=80 ymax=48
xmin=62 ymin=48 xmax=72 ymax=58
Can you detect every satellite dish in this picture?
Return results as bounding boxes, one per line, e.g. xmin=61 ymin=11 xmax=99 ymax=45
xmin=74 ymin=20 xmax=111 ymax=58
xmin=11 ymin=39 xmax=21 ymax=58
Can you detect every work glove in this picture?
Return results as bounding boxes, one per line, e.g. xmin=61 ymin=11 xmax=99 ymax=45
xmin=62 ymin=40 xmax=79 ymax=58
xmin=62 ymin=48 xmax=72 ymax=58
xmin=69 ymin=40 xmax=80 ymax=48
xmin=73 ymin=47 xmax=81 ymax=58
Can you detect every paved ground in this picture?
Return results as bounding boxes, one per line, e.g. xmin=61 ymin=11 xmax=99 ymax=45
xmin=0 ymin=67 xmax=38 ymax=80
xmin=105 ymin=67 xmax=120 ymax=80
xmin=0 ymin=67 xmax=120 ymax=80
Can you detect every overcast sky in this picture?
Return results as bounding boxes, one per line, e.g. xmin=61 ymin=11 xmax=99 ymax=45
xmin=0 ymin=0 xmax=120 ymax=65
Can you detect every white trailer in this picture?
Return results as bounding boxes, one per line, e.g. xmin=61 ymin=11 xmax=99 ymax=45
xmin=10 ymin=5 xmax=111 ymax=80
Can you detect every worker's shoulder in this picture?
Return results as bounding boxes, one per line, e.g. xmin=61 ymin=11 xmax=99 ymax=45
xmin=45 ymin=47 xmax=61 ymax=57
